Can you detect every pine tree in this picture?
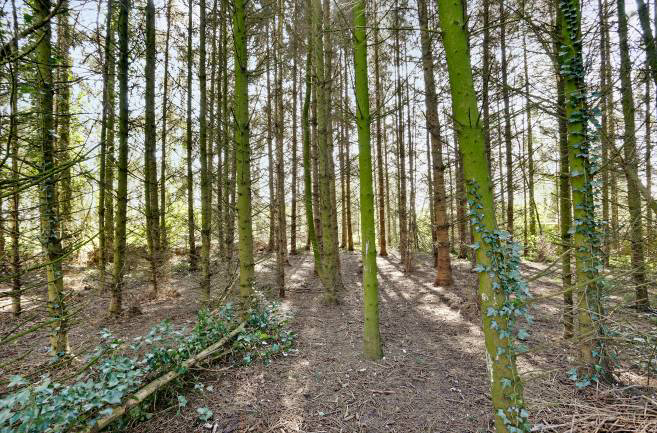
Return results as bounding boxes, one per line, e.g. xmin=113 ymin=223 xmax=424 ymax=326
xmin=352 ymin=0 xmax=383 ymax=360
xmin=199 ymin=0 xmax=212 ymax=300
xmin=186 ymin=0 xmax=197 ymax=271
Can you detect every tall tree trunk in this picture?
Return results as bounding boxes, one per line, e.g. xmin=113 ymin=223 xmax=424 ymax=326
xmin=145 ymin=0 xmax=160 ymax=296
xmin=417 ymin=0 xmax=452 ymax=285
xmin=456 ymin=136 xmax=467 ymax=258
xmin=274 ymin=0 xmax=286 ymax=297
xmin=482 ymin=0 xmax=492 ymax=171
xmin=266 ymin=28 xmax=276 ymax=252
xmin=111 ymin=0 xmax=130 ymax=318
xmin=160 ymin=0 xmax=172 ymax=253
xmin=312 ymin=0 xmax=343 ymax=301
xmin=186 ymin=0 xmax=197 ymax=271
xmin=345 ymin=59 xmax=354 ymax=252
xmin=233 ymin=0 xmax=255 ymax=302
xmin=646 ymin=59 xmax=653 ymax=238
xmin=523 ymin=31 xmax=536 ymax=245
xmin=618 ymin=0 xmax=650 ymax=310
xmin=558 ymin=73 xmax=573 ymax=338
xmin=637 ymin=0 xmax=657 ymax=90
xmin=290 ymin=9 xmax=299 ymax=256
xmin=394 ymin=0 xmax=408 ymax=266
xmin=98 ymin=0 xmax=114 ymax=294
xmin=558 ymin=0 xmax=613 ymax=378
xmin=56 ymin=0 xmax=72 ymax=246
xmin=353 ymin=0 xmax=383 ymax=360
xmin=303 ymin=35 xmax=321 ymax=273
xmin=373 ymin=2 xmax=387 ymax=256
xmin=437 ymin=0 xmax=528 ymax=429
xmin=105 ymin=19 xmax=116 ymax=267
xmin=599 ymin=0 xmax=611 ymax=265
xmin=199 ymin=0 xmax=212 ymax=299
xmin=500 ymin=0 xmax=514 ymax=235
xmin=9 ymin=0 xmax=21 ymax=316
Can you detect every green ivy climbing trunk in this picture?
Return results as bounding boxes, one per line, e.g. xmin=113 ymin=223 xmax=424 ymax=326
xmin=558 ymin=0 xmax=612 ymax=379
xmin=436 ymin=0 xmax=528 ymax=431
xmin=233 ymin=0 xmax=255 ymax=302
xmin=352 ymin=0 xmax=383 ymax=360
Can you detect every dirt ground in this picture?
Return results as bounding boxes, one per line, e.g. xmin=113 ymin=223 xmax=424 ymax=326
xmin=2 ymin=250 xmax=656 ymax=432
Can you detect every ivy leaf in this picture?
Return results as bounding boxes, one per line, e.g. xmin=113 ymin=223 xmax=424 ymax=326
xmin=8 ymin=375 xmax=27 ymax=388
xmin=196 ymin=407 xmax=214 ymax=421
xmin=517 ymin=329 xmax=530 ymax=340
xmin=177 ymin=395 xmax=188 ymax=407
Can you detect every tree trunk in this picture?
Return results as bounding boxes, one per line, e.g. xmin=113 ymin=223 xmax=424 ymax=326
xmin=353 ymin=0 xmax=383 ymax=360
xmin=233 ymin=0 xmax=255 ymax=303
xmin=160 ymin=0 xmax=172 ymax=254
xmin=111 ymin=0 xmax=130 ymax=318
xmin=417 ymin=0 xmax=452 ymax=285
xmin=373 ymin=3 xmax=387 ymax=256
xmin=599 ymin=0 xmax=611 ymax=265
xmin=558 ymin=0 xmax=613 ymax=378
xmin=275 ymin=0 xmax=286 ymax=297
xmin=394 ymin=0 xmax=408 ymax=267
xmin=618 ymin=0 xmax=650 ymax=310
xmin=56 ymin=0 xmax=72 ymax=246
xmin=500 ymin=0 xmax=514 ymax=235
xmin=9 ymin=0 xmax=21 ymax=316
xmin=186 ymin=0 xmax=197 ymax=271
xmin=199 ymin=0 xmax=212 ymax=300
xmin=312 ymin=0 xmax=343 ymax=301
xmin=145 ymin=0 xmax=160 ymax=296
xmin=290 ymin=8 xmax=299 ymax=256
xmin=437 ymin=0 xmax=528 ymax=429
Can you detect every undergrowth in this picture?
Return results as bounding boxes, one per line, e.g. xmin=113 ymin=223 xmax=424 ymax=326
xmin=0 ymin=301 xmax=295 ymax=433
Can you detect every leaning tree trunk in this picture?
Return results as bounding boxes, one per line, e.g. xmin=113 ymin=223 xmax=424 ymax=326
xmin=437 ymin=0 xmax=529 ymax=430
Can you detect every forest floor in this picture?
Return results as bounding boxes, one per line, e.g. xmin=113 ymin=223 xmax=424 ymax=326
xmin=2 ymin=250 xmax=657 ymax=432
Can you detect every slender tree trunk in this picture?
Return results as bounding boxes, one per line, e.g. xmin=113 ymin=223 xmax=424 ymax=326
xmin=105 ymin=21 xmax=116 ymax=267
xmin=373 ymin=3 xmax=387 ymax=256
xmin=417 ymin=0 xmax=452 ymax=285
xmin=199 ymin=0 xmax=212 ymax=299
xmin=144 ymin=0 xmax=160 ymax=296
xmin=346 ymin=64 xmax=354 ymax=253
xmin=523 ymin=32 xmax=536 ymax=246
xmin=353 ymin=0 xmax=383 ymax=360
xmin=637 ymin=0 xmax=657 ymax=90
xmin=111 ymin=0 xmax=130 ymax=318
xmin=500 ymin=0 xmax=514 ymax=235
xmin=311 ymin=83 xmax=322 ymax=249
xmin=56 ymin=0 xmax=72 ymax=246
xmin=9 ymin=0 xmax=21 ymax=316
xmin=437 ymin=1 xmax=528 ymax=429
xmin=98 ymin=0 xmax=114 ymax=294
xmin=646 ymin=59 xmax=653 ymax=238
xmin=394 ymin=0 xmax=408 ymax=267
xmin=456 ymin=138 xmax=467 ymax=258
xmin=290 ymin=10 xmax=299 ymax=256
xmin=303 ymin=35 xmax=321 ymax=273
xmin=558 ymin=0 xmax=613 ymax=378
xmin=266 ymin=28 xmax=276 ymax=252
xmin=274 ymin=0 xmax=286 ymax=297
xmin=312 ymin=0 xmax=343 ymax=301
xmin=618 ymin=0 xmax=650 ymax=310
xmin=186 ymin=0 xmax=197 ymax=271
xmin=160 ymin=0 xmax=172 ymax=253
xmin=599 ymin=0 xmax=611 ymax=265
xmin=233 ymin=0 xmax=255 ymax=302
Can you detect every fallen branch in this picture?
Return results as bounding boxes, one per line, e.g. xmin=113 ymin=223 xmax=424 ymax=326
xmin=87 ymin=321 xmax=246 ymax=432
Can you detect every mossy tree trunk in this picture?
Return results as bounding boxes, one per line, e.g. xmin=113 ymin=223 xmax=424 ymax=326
xmin=436 ymin=0 xmax=528 ymax=430
xmin=352 ymin=0 xmax=383 ymax=360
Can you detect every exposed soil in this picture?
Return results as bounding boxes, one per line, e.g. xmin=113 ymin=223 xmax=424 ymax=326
xmin=2 ymin=251 xmax=656 ymax=432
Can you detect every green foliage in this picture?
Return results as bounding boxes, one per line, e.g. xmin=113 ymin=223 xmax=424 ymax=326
xmin=0 ymin=302 xmax=295 ymax=433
